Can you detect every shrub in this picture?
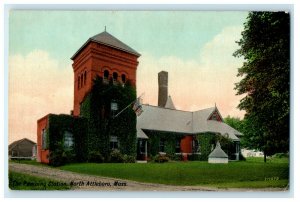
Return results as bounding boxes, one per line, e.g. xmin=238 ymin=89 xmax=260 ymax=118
xmin=153 ymin=154 xmax=169 ymax=163
xmin=167 ymin=153 xmax=183 ymax=161
xmin=123 ymin=155 xmax=136 ymax=163
xmin=110 ymin=149 xmax=124 ymax=163
xmin=87 ymin=151 xmax=104 ymax=163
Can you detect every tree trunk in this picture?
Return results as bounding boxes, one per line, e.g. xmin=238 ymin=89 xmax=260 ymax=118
xmin=264 ymin=153 xmax=267 ymax=163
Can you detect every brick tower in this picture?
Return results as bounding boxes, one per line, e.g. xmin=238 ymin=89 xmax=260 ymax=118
xmin=71 ymin=31 xmax=141 ymax=116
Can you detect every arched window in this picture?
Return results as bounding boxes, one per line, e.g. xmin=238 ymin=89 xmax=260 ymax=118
xmin=80 ymin=74 xmax=83 ymax=88
xmin=113 ymin=72 xmax=118 ymax=81
xmin=121 ymin=74 xmax=126 ymax=83
xmin=78 ymin=76 xmax=80 ymax=89
xmin=103 ymin=70 xmax=109 ymax=84
xmin=84 ymin=71 xmax=86 ymax=85
xmin=104 ymin=70 xmax=109 ymax=79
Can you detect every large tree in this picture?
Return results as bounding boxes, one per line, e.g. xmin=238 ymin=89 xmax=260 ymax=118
xmin=234 ymin=12 xmax=290 ymax=162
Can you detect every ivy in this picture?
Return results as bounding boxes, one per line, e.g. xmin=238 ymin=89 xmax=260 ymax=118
xmin=80 ymin=76 xmax=137 ymax=160
xmin=47 ymin=114 xmax=88 ymax=166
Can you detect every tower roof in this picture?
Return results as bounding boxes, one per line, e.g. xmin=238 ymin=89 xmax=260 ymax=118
xmin=71 ymin=31 xmax=141 ymax=60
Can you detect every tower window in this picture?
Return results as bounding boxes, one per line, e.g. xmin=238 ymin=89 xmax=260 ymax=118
xmin=104 ymin=70 xmax=109 ymax=84
xmin=104 ymin=70 xmax=109 ymax=79
xmin=84 ymin=71 xmax=86 ymax=85
xmin=78 ymin=76 xmax=80 ymax=89
xmin=121 ymin=74 xmax=126 ymax=83
xmin=113 ymin=72 xmax=118 ymax=82
xmin=80 ymin=74 xmax=83 ymax=88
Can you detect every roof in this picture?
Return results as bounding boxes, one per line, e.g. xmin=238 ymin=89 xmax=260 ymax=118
xmin=209 ymin=141 xmax=228 ymax=158
xmin=164 ymin=96 xmax=176 ymax=110
xmin=9 ymin=138 xmax=36 ymax=151
xmin=71 ymin=31 xmax=141 ymax=59
xmin=136 ymin=105 xmax=242 ymax=140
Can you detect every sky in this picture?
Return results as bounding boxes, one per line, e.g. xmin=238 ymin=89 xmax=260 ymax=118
xmin=8 ymin=11 xmax=248 ymax=144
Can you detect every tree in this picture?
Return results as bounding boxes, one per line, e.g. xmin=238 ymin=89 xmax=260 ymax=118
xmin=233 ymin=12 xmax=290 ymax=162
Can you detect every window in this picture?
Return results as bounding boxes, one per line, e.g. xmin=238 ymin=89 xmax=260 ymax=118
xmin=121 ymin=74 xmax=126 ymax=83
xmin=42 ymin=129 xmax=47 ymax=150
xmin=192 ymin=139 xmax=200 ymax=153
xmin=80 ymin=74 xmax=83 ymax=88
xmin=84 ymin=71 xmax=87 ymax=85
xmin=110 ymin=136 xmax=118 ymax=150
xmin=111 ymin=101 xmax=118 ymax=118
xmin=139 ymin=139 xmax=146 ymax=154
xmin=175 ymin=138 xmax=181 ymax=153
xmin=159 ymin=139 xmax=165 ymax=152
xmin=104 ymin=70 xmax=109 ymax=84
xmin=64 ymin=131 xmax=74 ymax=149
xmin=113 ymin=72 xmax=118 ymax=84
xmin=78 ymin=76 xmax=80 ymax=89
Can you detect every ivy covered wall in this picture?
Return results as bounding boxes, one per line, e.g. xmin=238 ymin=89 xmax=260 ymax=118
xmin=47 ymin=114 xmax=88 ymax=166
xmin=144 ymin=131 xmax=237 ymax=161
xmin=80 ymin=77 xmax=137 ymax=160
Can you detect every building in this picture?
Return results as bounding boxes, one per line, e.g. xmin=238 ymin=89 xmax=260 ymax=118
xmin=37 ymin=31 xmax=139 ymax=164
xmin=136 ymin=71 xmax=242 ymax=161
xmin=9 ymin=138 xmax=36 ymax=159
xmin=37 ymin=30 xmax=242 ymax=165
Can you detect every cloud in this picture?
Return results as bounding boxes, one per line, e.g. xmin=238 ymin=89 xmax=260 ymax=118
xmin=9 ymin=50 xmax=73 ymax=144
xmin=137 ymin=26 xmax=245 ymax=118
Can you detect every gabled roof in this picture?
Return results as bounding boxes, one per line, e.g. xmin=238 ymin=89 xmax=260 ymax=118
xmin=136 ymin=104 xmax=242 ymax=140
xmin=71 ymin=31 xmax=141 ymax=60
xmin=164 ymin=96 xmax=176 ymax=110
xmin=9 ymin=138 xmax=36 ymax=150
xmin=209 ymin=141 xmax=228 ymax=158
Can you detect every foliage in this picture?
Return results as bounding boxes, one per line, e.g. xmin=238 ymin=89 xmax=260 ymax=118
xmin=9 ymin=171 xmax=70 ymax=190
xmin=224 ymin=116 xmax=244 ymax=133
xmin=196 ymin=133 xmax=216 ymax=161
xmin=109 ymin=149 xmax=124 ymax=163
xmin=187 ymin=153 xmax=202 ymax=161
xmin=80 ymin=76 xmax=137 ymax=160
xmin=60 ymin=160 xmax=289 ymax=188
xmin=48 ymin=114 xmax=88 ymax=166
xmin=152 ymin=154 xmax=170 ymax=163
xmin=167 ymin=153 xmax=184 ymax=161
xmin=233 ymin=12 xmax=290 ymax=161
xmin=87 ymin=151 xmax=104 ymax=163
xmin=123 ymin=154 xmax=136 ymax=163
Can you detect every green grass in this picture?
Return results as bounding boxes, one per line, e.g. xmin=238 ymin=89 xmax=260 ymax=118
xmin=9 ymin=171 xmax=71 ymax=190
xmin=59 ymin=157 xmax=289 ymax=188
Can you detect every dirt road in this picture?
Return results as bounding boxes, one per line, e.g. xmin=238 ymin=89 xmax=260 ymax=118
xmin=9 ymin=162 xmax=287 ymax=192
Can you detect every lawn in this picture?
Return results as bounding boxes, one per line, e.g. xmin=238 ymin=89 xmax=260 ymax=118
xmin=59 ymin=157 xmax=289 ymax=188
xmin=9 ymin=171 xmax=71 ymax=190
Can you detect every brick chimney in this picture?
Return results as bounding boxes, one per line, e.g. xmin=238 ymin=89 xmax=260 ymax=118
xmin=158 ymin=71 xmax=168 ymax=107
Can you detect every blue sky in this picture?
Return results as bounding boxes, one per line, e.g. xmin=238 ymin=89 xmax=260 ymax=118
xmin=9 ymin=11 xmax=247 ymax=62
xmin=9 ymin=11 xmax=248 ymax=143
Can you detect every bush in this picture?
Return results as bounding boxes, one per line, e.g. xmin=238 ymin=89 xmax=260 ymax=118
xmin=110 ymin=149 xmax=124 ymax=163
xmin=153 ymin=154 xmax=169 ymax=163
xmin=87 ymin=151 xmax=104 ymax=163
xmin=167 ymin=153 xmax=183 ymax=161
xmin=123 ymin=155 xmax=136 ymax=163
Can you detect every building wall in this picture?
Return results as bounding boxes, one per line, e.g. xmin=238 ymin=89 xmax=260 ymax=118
xmin=37 ymin=115 xmax=49 ymax=163
xmin=72 ymin=42 xmax=139 ymax=116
